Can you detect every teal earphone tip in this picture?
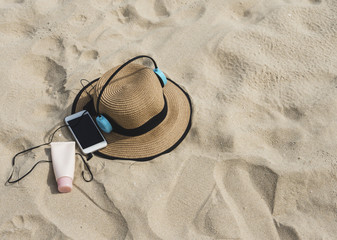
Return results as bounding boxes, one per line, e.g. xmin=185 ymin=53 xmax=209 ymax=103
xmin=96 ymin=115 xmax=113 ymax=133
xmin=154 ymin=68 xmax=167 ymax=86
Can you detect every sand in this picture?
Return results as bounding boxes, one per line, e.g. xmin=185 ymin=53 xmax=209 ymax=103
xmin=1 ymin=0 xmax=337 ymax=239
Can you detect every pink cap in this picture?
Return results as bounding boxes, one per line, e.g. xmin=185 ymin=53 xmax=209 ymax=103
xmin=57 ymin=176 xmax=73 ymax=193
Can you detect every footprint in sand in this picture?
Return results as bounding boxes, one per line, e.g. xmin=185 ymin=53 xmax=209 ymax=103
xmin=148 ymin=156 xmax=299 ymax=239
xmin=80 ymin=49 xmax=99 ymax=61
xmin=273 ymin=169 xmax=337 ymax=239
xmin=214 ymin=159 xmax=280 ymax=239
xmin=36 ymin=176 xmax=129 ymax=239
xmin=31 ymin=36 xmax=65 ymax=63
xmin=20 ymin=54 xmax=68 ymax=103
xmin=309 ymin=0 xmax=322 ymax=4
xmin=0 ymin=215 xmax=70 ymax=239
xmin=0 ymin=22 xmax=35 ymax=40
xmin=3 ymin=0 xmax=24 ymax=4
xmin=8 ymin=54 xmax=69 ymax=125
xmin=147 ymin=156 xmax=218 ymax=239
xmin=117 ymin=0 xmax=170 ymax=26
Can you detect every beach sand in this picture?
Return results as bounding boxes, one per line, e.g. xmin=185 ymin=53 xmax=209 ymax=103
xmin=1 ymin=0 xmax=337 ymax=239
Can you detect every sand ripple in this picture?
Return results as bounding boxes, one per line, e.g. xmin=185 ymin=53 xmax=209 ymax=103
xmin=1 ymin=0 xmax=337 ymax=239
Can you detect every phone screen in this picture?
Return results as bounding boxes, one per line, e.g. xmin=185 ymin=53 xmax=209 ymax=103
xmin=68 ymin=114 xmax=105 ymax=149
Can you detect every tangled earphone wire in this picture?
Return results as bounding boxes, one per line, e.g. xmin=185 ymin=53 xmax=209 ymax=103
xmin=6 ymin=111 xmax=94 ymax=185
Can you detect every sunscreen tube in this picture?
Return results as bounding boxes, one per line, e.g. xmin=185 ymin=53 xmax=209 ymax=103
xmin=50 ymin=142 xmax=75 ymax=193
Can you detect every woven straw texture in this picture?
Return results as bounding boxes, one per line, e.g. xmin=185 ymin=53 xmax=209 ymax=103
xmin=74 ymin=64 xmax=191 ymax=159
xmin=94 ymin=63 xmax=165 ymax=129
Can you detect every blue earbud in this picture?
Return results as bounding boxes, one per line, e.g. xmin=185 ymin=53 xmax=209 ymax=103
xmin=153 ymin=68 xmax=167 ymax=86
xmin=96 ymin=115 xmax=113 ymax=133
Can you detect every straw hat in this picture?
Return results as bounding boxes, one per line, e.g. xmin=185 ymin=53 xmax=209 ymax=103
xmin=72 ymin=62 xmax=192 ymax=160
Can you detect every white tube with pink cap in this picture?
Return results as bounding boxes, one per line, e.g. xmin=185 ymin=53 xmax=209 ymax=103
xmin=50 ymin=142 xmax=75 ymax=193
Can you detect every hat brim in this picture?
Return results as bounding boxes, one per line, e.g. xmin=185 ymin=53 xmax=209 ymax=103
xmin=71 ymin=78 xmax=192 ymax=161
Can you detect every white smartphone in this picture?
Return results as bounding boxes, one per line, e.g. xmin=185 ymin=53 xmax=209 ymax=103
xmin=64 ymin=110 xmax=107 ymax=154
